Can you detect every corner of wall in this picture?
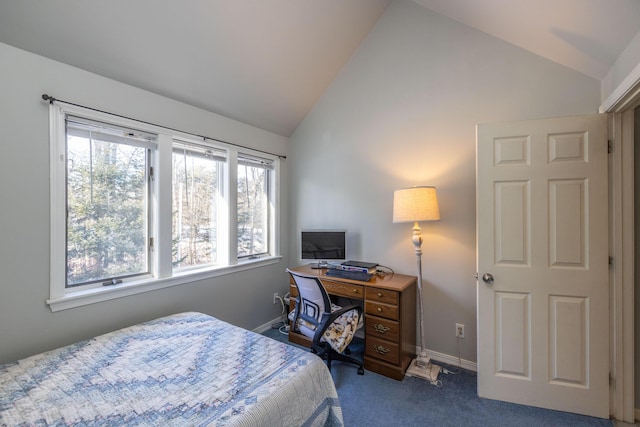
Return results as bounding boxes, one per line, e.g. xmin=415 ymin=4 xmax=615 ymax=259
xmin=601 ymin=29 xmax=640 ymax=108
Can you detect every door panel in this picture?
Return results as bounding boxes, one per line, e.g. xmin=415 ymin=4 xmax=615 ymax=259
xmin=495 ymin=180 xmax=530 ymax=265
xmin=495 ymin=291 xmax=530 ymax=378
xmin=476 ymin=114 xmax=608 ymax=418
xmin=549 ymin=295 xmax=587 ymax=386
xmin=549 ymin=179 xmax=586 ymax=267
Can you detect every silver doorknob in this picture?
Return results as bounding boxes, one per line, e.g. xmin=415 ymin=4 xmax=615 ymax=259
xmin=482 ymin=273 xmax=494 ymax=284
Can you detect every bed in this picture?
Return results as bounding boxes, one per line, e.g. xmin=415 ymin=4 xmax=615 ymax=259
xmin=0 ymin=312 xmax=343 ymax=426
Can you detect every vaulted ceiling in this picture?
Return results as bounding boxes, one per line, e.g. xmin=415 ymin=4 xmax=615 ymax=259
xmin=1 ymin=0 xmax=639 ymax=137
xmin=414 ymin=0 xmax=640 ymax=82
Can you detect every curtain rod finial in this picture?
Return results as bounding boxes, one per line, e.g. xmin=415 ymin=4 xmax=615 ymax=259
xmin=42 ymin=94 xmax=55 ymax=104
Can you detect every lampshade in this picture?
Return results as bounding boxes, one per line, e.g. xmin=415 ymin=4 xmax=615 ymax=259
xmin=393 ymin=186 xmax=440 ymax=223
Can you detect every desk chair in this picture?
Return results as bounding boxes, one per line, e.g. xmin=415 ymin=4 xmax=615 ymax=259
xmin=286 ymin=269 xmax=365 ymax=375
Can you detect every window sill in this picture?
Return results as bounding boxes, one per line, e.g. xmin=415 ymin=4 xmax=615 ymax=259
xmin=47 ymin=256 xmax=282 ymax=312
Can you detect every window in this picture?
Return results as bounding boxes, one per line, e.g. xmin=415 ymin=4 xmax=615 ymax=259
xmin=237 ymin=155 xmax=272 ymax=259
xmin=172 ymin=142 xmax=225 ymax=270
xmin=65 ymin=117 xmax=154 ymax=287
xmin=49 ymin=103 xmax=280 ymax=311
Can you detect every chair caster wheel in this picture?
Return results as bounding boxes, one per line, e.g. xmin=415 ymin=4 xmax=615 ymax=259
xmin=357 ymin=367 xmax=364 ymax=375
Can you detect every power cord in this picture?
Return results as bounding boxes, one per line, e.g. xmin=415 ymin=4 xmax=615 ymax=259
xmin=375 ymin=265 xmax=394 ymax=276
xmin=271 ymin=293 xmax=290 ymax=335
xmin=441 ymin=337 xmax=464 ymax=375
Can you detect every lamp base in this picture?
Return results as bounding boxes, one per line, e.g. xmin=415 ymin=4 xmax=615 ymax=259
xmin=405 ymin=358 xmax=441 ymax=384
xmin=414 ymin=352 xmax=431 ymax=367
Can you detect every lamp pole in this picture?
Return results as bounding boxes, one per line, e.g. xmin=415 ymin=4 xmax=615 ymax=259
xmin=392 ymin=185 xmax=440 ymax=383
xmin=412 ymin=221 xmax=430 ymax=367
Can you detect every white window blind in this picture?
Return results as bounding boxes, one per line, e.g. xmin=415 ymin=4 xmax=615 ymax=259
xmin=67 ymin=116 xmax=158 ymax=149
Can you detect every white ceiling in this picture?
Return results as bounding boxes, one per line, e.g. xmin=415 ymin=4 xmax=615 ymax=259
xmin=0 ymin=0 xmax=391 ymax=137
xmin=1 ymin=0 xmax=639 ymax=137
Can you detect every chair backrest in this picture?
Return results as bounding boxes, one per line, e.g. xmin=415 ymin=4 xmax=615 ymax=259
xmin=286 ymin=269 xmax=332 ymax=337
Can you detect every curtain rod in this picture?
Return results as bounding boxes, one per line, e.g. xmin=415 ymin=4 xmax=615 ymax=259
xmin=41 ymin=94 xmax=286 ymax=159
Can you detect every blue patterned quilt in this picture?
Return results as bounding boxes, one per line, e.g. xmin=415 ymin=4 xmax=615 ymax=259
xmin=0 ymin=312 xmax=343 ymax=426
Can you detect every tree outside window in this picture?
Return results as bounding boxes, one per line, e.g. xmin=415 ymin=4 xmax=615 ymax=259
xmin=237 ymin=157 xmax=270 ymax=258
xmin=172 ymin=143 xmax=222 ymax=270
xmin=66 ymin=129 xmax=148 ymax=286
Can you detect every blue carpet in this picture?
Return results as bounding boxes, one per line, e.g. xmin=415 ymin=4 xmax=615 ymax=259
xmin=262 ymin=327 xmax=613 ymax=426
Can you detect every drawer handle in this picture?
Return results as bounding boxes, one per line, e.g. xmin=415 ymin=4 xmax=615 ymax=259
xmin=373 ymin=323 xmax=390 ymax=334
xmin=377 ymin=292 xmax=383 ymax=297
xmin=373 ymin=345 xmax=390 ymax=355
xmin=377 ymin=307 xmax=383 ymax=313
xmin=353 ymin=289 xmax=359 ymax=294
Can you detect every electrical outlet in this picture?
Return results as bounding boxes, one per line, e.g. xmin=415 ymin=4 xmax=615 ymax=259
xmin=456 ymin=323 xmax=465 ymax=339
xmin=273 ymin=293 xmax=279 ymax=304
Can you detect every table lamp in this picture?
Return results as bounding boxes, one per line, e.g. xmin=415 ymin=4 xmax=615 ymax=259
xmin=393 ymin=186 xmax=441 ymax=384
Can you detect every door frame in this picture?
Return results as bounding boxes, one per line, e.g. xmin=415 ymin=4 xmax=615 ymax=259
xmin=601 ymin=66 xmax=640 ymax=423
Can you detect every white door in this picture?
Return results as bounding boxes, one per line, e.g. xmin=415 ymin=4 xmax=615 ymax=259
xmin=476 ymin=114 xmax=609 ymax=418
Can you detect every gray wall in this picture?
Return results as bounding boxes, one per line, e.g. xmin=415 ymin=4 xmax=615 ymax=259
xmin=289 ymin=0 xmax=601 ymax=364
xmin=601 ymin=29 xmax=640 ymax=104
xmin=0 ymin=41 xmax=291 ymax=364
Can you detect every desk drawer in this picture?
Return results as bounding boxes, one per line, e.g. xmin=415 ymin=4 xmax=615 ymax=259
xmin=365 ymin=288 xmax=399 ymax=305
xmin=366 ymin=336 xmax=400 ymax=365
xmin=366 ymin=315 xmax=399 ymax=342
xmin=322 ymin=280 xmax=364 ymax=298
xmin=365 ymin=301 xmax=399 ymax=321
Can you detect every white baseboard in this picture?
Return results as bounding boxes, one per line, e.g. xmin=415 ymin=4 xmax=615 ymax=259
xmin=425 ymin=348 xmax=478 ymax=372
xmin=253 ymin=316 xmax=283 ymax=334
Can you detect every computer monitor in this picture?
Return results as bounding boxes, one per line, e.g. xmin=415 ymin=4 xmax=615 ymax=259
xmin=300 ymin=229 xmax=346 ymax=267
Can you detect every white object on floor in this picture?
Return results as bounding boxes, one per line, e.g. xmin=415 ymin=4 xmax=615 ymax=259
xmin=406 ymin=358 xmax=441 ymax=386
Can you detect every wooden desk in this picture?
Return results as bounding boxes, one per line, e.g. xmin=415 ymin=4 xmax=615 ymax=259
xmin=287 ymin=264 xmax=416 ymax=380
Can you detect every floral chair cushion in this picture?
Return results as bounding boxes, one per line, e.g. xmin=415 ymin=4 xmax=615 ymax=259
xmin=288 ymin=304 xmax=362 ymax=354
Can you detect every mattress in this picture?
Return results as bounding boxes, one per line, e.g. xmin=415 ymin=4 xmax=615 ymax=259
xmin=0 ymin=312 xmax=343 ymax=426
